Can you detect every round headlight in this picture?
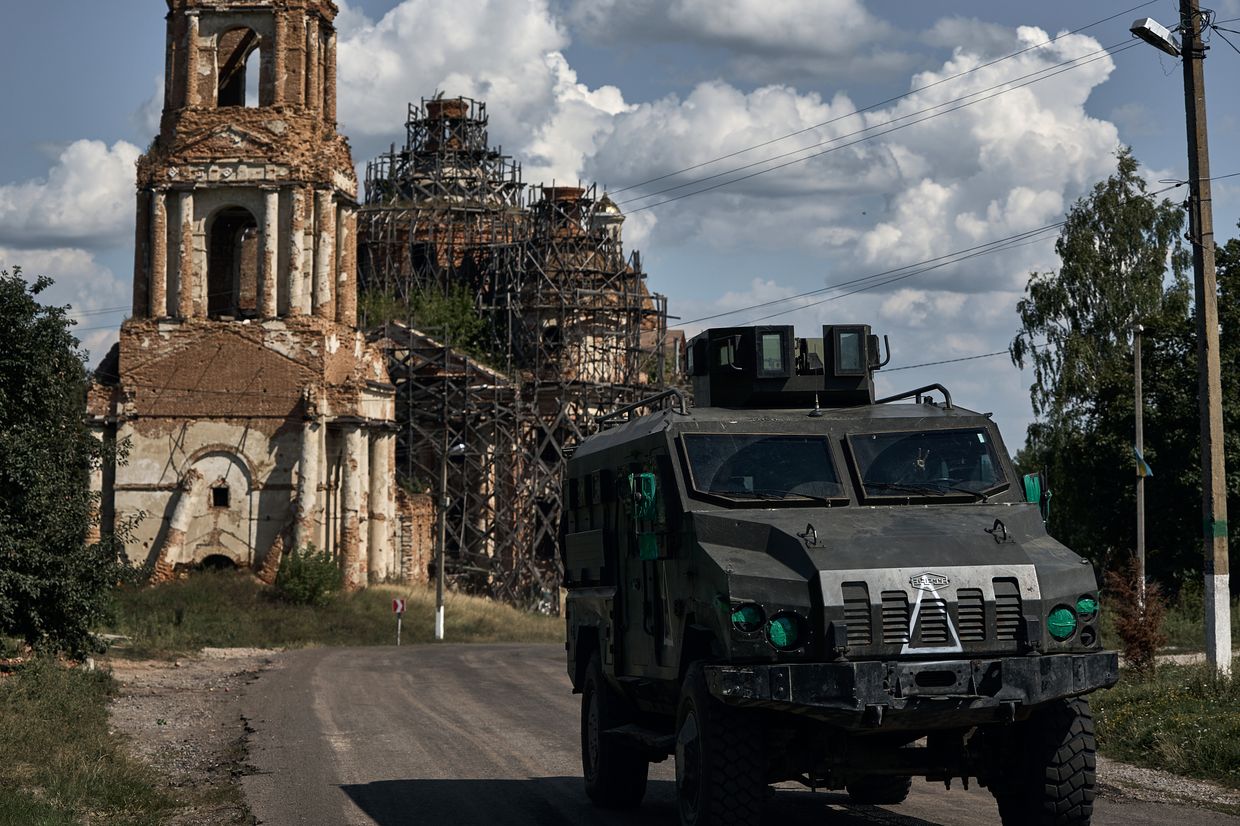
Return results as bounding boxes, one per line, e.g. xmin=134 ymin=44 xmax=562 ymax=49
xmin=1047 ymin=606 xmax=1077 ymax=641
xmin=730 ymin=604 xmax=765 ymax=634
xmin=1075 ymin=595 xmax=1098 ymax=619
xmin=767 ymin=613 xmax=804 ymax=650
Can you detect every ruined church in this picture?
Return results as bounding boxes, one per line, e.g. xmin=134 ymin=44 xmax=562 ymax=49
xmin=88 ymin=0 xmax=397 ymax=588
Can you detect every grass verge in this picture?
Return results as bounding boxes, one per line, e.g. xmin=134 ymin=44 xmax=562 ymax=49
xmin=106 ymin=571 xmax=563 ymax=657
xmin=0 ymin=659 xmax=176 ymax=826
xmin=1094 ymin=662 xmax=1240 ymax=789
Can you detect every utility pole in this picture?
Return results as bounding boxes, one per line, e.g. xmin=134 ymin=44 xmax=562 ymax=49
xmin=1180 ymin=0 xmax=1231 ymax=675
xmin=1134 ymin=323 xmax=1146 ymax=608
xmin=435 ymin=336 xmax=449 ymax=642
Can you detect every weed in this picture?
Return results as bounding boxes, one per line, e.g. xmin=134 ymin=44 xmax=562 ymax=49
xmin=1104 ymin=561 xmax=1168 ymax=673
xmin=275 ymin=545 xmax=343 ymax=607
xmin=1094 ymin=662 xmax=1240 ymax=789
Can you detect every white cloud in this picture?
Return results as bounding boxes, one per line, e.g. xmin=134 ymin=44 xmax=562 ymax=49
xmin=336 ymin=0 xmax=631 ymax=184
xmin=132 ymin=75 xmax=164 ymax=138
xmin=0 ymin=139 xmax=141 ymax=250
xmin=0 ymin=246 xmax=129 ymax=361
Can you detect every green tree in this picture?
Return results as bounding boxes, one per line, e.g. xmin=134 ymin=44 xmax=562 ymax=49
xmin=1214 ymin=227 xmax=1240 ymax=586
xmin=359 ymin=284 xmax=494 ymax=363
xmin=1012 ymin=149 xmax=1196 ymax=577
xmin=0 ymin=269 xmax=128 ymax=654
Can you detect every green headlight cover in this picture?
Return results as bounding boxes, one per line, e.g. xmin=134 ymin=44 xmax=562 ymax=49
xmin=767 ymin=615 xmax=799 ymax=649
xmin=1047 ymin=606 xmax=1077 ymax=640
xmin=1076 ymin=596 xmax=1098 ymax=617
xmin=731 ymin=604 xmax=764 ymax=632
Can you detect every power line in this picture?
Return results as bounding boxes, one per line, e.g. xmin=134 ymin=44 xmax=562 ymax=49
xmin=609 ymin=1 xmax=1159 ymax=197
xmin=617 ymin=39 xmax=1134 ymax=210
xmin=625 ymin=42 xmax=1139 ymax=214
xmin=738 ymin=231 xmax=1062 ymax=326
xmin=684 ymin=179 xmax=1190 ymax=328
xmin=682 ymin=223 xmax=1065 ymax=327
xmin=886 ymin=348 xmax=1015 ymax=372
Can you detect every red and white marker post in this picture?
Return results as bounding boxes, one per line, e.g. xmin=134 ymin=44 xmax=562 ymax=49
xmin=392 ymin=598 xmax=406 ymax=646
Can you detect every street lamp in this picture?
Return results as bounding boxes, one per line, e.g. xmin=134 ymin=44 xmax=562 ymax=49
xmin=1130 ymin=17 xmax=1181 ymax=56
xmin=1131 ymin=2 xmax=1232 ymax=675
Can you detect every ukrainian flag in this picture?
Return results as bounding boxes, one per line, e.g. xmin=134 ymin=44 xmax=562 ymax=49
xmin=1134 ymin=446 xmax=1153 ymax=478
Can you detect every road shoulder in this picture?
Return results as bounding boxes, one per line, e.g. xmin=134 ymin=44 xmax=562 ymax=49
xmin=106 ymin=647 xmax=277 ymax=825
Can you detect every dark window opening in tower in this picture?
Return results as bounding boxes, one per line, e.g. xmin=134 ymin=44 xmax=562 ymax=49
xmin=217 ymin=28 xmax=260 ymax=107
xmin=208 ymin=207 xmax=260 ymax=318
xmin=199 ymin=554 xmax=237 ymax=571
xmin=211 ymin=485 xmax=230 ymax=509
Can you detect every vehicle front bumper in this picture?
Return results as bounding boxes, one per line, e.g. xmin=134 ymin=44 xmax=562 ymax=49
xmin=704 ymin=652 xmax=1119 ymax=729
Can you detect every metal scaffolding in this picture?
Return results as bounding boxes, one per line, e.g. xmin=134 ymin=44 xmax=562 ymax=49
xmin=358 ymin=96 xmax=667 ymax=608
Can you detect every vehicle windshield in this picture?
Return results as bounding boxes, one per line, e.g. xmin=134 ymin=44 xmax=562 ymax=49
xmin=847 ymin=428 xmax=1005 ymax=499
xmin=682 ymin=433 xmax=845 ymax=502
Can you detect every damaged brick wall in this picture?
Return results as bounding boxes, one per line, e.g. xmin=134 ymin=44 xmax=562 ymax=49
xmin=93 ymin=0 xmax=396 ymax=589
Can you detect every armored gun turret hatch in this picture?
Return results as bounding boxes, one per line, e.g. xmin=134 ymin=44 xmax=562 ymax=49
xmin=686 ymin=325 xmax=890 ymax=408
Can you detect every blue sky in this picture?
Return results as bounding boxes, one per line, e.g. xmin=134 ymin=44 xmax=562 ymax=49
xmin=3 ymin=0 xmax=1240 ymax=448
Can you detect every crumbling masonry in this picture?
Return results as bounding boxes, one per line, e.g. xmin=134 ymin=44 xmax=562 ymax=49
xmin=359 ymin=97 xmax=669 ymax=606
xmin=88 ymin=0 xmax=398 ymax=587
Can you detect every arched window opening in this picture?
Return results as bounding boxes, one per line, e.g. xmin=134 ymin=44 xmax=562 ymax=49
xmin=218 ymin=28 xmax=260 ymax=107
xmin=199 ymin=554 xmax=237 ymax=571
xmin=245 ymin=47 xmax=260 ymax=107
xmin=208 ymin=207 xmax=260 ymax=318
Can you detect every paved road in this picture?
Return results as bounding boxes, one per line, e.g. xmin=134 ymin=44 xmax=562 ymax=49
xmin=241 ymin=644 xmax=1235 ymax=826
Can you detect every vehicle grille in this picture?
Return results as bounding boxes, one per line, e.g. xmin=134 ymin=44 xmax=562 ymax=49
xmin=957 ymin=588 xmax=985 ymax=641
xmin=842 ymin=582 xmax=872 ymax=645
xmin=994 ymin=578 xmax=1022 ymax=640
xmin=840 ymin=580 xmax=1025 ymax=649
xmin=916 ymin=597 xmax=949 ymax=644
xmin=881 ymin=591 xmax=911 ymax=644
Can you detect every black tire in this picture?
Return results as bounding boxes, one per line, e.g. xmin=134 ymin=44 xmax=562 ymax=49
xmin=581 ymin=652 xmax=648 ymax=808
xmin=992 ymin=697 xmax=1096 ymax=826
xmin=675 ymin=662 xmax=767 ymax=826
xmin=846 ymin=774 xmax=912 ymax=805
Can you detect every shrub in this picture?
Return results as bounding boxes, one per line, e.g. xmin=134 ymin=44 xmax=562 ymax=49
xmin=274 ymin=545 xmax=342 ymax=607
xmin=1105 ymin=559 xmax=1168 ymax=673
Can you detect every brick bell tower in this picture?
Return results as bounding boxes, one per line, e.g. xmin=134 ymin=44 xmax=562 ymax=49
xmin=90 ymin=0 xmax=396 ymax=588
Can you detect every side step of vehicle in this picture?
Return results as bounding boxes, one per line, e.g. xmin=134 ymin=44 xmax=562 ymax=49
xmin=604 ymin=724 xmax=674 ymax=761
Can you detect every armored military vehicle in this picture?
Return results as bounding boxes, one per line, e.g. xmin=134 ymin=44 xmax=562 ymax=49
xmin=562 ymin=324 xmax=1118 ymax=826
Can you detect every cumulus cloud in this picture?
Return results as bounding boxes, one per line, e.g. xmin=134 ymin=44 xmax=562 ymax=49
xmin=583 ymin=25 xmax=1117 ymax=304
xmin=336 ymin=0 xmax=632 ymax=184
xmin=852 ymin=27 xmax=1119 ymax=290
xmin=0 ymin=246 xmax=129 ymax=360
xmin=0 ymin=139 xmax=141 ymax=250
xmin=333 ymin=3 xmax=1117 ymax=306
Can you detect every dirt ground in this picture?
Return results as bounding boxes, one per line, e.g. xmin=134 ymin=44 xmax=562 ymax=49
xmin=106 ymin=648 xmax=276 ymax=826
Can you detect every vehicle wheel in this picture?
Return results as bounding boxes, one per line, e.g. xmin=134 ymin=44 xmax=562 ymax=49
xmin=675 ymin=662 xmax=767 ymax=826
xmin=846 ymin=774 xmax=912 ymax=805
xmin=581 ymin=652 xmax=648 ymax=808
xmin=992 ymin=697 xmax=1096 ymax=826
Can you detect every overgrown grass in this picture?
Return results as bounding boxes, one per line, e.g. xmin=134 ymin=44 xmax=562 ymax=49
xmin=105 ymin=571 xmax=563 ymax=658
xmin=0 ymin=659 xmax=176 ymax=825
xmin=1094 ymin=662 xmax=1240 ymax=789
